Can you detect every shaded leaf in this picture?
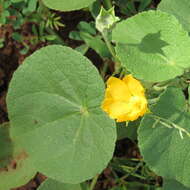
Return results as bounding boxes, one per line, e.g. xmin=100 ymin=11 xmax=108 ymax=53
xmin=113 ymin=11 xmax=190 ymax=82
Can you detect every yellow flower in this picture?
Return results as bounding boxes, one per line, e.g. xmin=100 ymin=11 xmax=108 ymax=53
xmin=101 ymin=74 xmax=148 ymax=122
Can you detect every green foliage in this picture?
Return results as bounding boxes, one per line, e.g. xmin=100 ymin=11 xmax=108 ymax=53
xmin=2 ymin=0 xmax=190 ymax=189
xmin=162 ymin=180 xmax=190 ymax=190
xmin=7 ymin=45 xmax=116 ymax=184
xmin=113 ymin=10 xmax=190 ymax=82
xmin=42 ymin=0 xmax=96 ymax=11
xmin=0 ymin=123 xmax=13 ymax=168
xmin=158 ymin=0 xmax=190 ymax=32
xmin=138 ymin=88 xmax=190 ymax=187
xmin=116 ymin=120 xmax=139 ymax=141
xmin=0 ymin=0 xmax=64 ymax=52
xmin=0 ymin=0 xmax=11 ymax=26
xmin=0 ymin=124 xmax=36 ymax=190
xmin=114 ymin=0 xmax=152 ymax=16
xmin=0 ymin=38 xmax=4 ymax=48
xmin=69 ymin=21 xmax=111 ymax=58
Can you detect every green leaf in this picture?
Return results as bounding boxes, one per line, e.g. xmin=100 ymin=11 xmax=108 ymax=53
xmin=12 ymin=32 xmax=22 ymax=41
xmin=114 ymin=0 xmax=136 ymax=15
xmin=69 ymin=31 xmax=83 ymax=41
xmin=138 ymin=88 xmax=190 ymax=187
xmin=116 ymin=122 xmax=128 ymax=140
xmin=117 ymin=120 xmax=139 ymax=141
xmin=139 ymin=0 xmax=152 ymax=11
xmin=77 ymin=21 xmax=96 ymax=35
xmin=0 ymin=123 xmax=13 ymax=168
xmin=26 ymin=0 xmax=37 ymax=13
xmin=80 ymin=32 xmax=111 ymax=58
xmin=89 ymin=0 xmax=101 ymax=19
xmin=163 ymin=179 xmax=190 ymax=190
xmin=113 ymin=10 xmax=190 ymax=82
xmin=75 ymin=44 xmax=89 ymax=55
xmin=38 ymin=178 xmax=81 ymax=190
xmin=42 ymin=0 xmax=96 ymax=11
xmin=158 ymin=0 xmax=190 ymax=32
xmin=7 ymin=45 xmax=116 ymax=184
xmin=44 ymin=35 xmax=57 ymax=41
xmin=11 ymin=0 xmax=25 ymax=3
xmin=0 ymin=123 xmax=36 ymax=190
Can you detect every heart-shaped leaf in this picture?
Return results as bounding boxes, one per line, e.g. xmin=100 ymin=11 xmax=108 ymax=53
xmin=0 ymin=123 xmax=36 ymax=190
xmin=7 ymin=45 xmax=116 ymax=184
xmin=113 ymin=11 xmax=190 ymax=82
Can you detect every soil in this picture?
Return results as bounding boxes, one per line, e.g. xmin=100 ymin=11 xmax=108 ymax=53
xmin=0 ymin=1 xmax=161 ymax=189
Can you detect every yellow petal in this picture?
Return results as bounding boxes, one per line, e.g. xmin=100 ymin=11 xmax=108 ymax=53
xmin=108 ymin=101 xmax=130 ymax=119
xmin=101 ymin=75 xmax=148 ymax=123
xmin=122 ymin=75 xmax=145 ymax=96
xmin=101 ymin=98 xmax=113 ymax=112
xmin=122 ymin=96 xmax=148 ymax=121
xmin=106 ymin=77 xmax=131 ymax=101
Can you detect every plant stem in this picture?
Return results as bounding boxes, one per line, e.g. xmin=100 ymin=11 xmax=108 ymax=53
xmin=103 ymin=0 xmax=112 ymax=10
xmin=102 ymin=32 xmax=116 ymax=59
xmin=102 ymin=31 xmax=121 ymax=72
xmin=89 ymin=174 xmax=99 ymax=190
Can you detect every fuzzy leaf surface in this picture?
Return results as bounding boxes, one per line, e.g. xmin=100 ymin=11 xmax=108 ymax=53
xmin=7 ymin=45 xmax=116 ymax=184
xmin=138 ymin=88 xmax=190 ymax=187
xmin=38 ymin=178 xmax=81 ymax=190
xmin=42 ymin=0 xmax=95 ymax=11
xmin=158 ymin=0 xmax=190 ymax=32
xmin=113 ymin=11 xmax=190 ymax=82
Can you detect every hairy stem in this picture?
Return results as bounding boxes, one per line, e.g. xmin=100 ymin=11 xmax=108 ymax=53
xmin=102 ymin=31 xmax=121 ymax=73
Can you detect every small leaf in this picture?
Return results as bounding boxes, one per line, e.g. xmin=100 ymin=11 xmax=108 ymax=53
xmin=89 ymin=0 xmax=101 ymax=18
xmin=69 ymin=31 xmax=83 ymax=41
xmin=12 ymin=32 xmax=22 ymax=41
xmin=80 ymin=32 xmax=111 ymax=58
xmin=75 ymin=44 xmax=89 ymax=55
xmin=44 ymin=35 xmax=57 ymax=41
xmin=77 ymin=21 xmax=96 ymax=35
